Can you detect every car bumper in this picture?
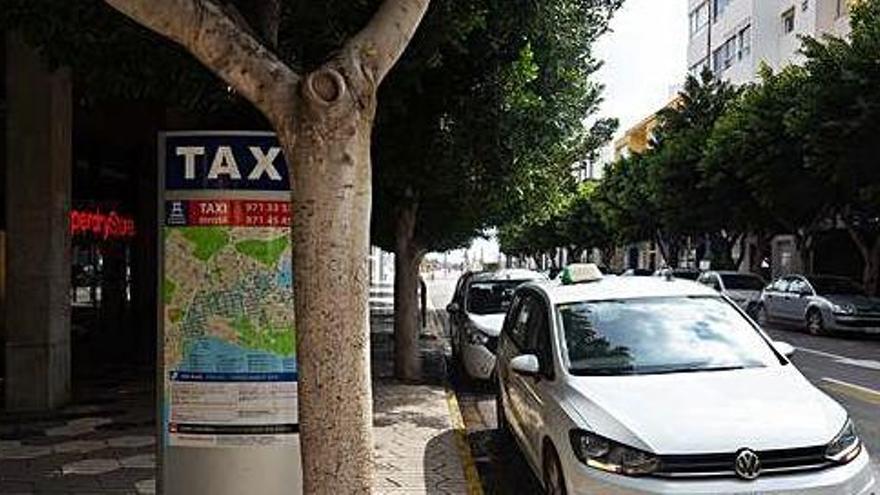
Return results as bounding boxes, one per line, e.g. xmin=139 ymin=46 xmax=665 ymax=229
xmin=564 ymin=447 xmax=877 ymax=495
xmin=828 ymin=315 xmax=880 ymax=334
xmin=461 ymin=342 xmax=496 ymax=380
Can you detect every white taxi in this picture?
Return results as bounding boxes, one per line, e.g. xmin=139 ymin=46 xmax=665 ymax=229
xmin=495 ymin=264 xmax=876 ymax=494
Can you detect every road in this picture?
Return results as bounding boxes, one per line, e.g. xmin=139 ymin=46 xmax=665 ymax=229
xmin=426 ymin=276 xmax=880 ymax=493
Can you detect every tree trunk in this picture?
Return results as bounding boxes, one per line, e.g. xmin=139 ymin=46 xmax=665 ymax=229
xmin=393 ymin=201 xmax=423 ymax=381
xmin=285 ymin=67 xmax=378 ymax=493
xmin=846 ymin=226 xmax=880 ymax=296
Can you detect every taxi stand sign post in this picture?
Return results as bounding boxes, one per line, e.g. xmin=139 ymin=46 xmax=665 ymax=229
xmin=158 ymin=131 xmax=302 ymax=495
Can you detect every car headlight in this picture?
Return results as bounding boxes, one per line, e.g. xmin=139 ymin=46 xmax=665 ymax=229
xmin=569 ymin=430 xmax=660 ymax=476
xmin=825 ymin=419 xmax=861 ymax=464
xmin=831 ymin=303 xmax=856 ymax=315
xmin=466 ymin=325 xmax=489 ymax=346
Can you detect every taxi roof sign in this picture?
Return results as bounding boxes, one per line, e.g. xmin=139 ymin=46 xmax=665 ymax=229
xmin=561 ymin=263 xmax=603 ymax=285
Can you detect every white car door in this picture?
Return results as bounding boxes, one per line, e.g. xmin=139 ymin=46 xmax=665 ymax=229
xmin=516 ymin=293 xmax=553 ymax=460
xmin=501 ymin=295 xmax=533 ymax=445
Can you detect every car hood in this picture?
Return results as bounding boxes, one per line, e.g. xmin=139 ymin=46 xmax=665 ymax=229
xmin=466 ymin=313 xmax=506 ymax=336
xmin=564 ymin=366 xmax=845 ymax=454
xmin=823 ymin=294 xmax=880 ymax=312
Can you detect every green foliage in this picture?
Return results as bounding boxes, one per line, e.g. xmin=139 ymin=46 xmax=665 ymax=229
xmin=704 ymin=65 xmax=827 ymax=237
xmin=372 ymin=0 xmax=621 ymax=254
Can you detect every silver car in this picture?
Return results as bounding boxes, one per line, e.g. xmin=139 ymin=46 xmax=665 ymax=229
xmin=447 ymin=269 xmax=545 ymax=380
xmin=698 ymin=271 xmax=766 ymax=317
xmin=757 ymin=275 xmax=880 ymax=335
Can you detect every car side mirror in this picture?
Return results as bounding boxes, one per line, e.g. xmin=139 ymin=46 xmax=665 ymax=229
xmin=510 ymin=354 xmax=540 ymax=377
xmin=774 ymin=341 xmax=795 ymax=357
xmin=446 ymin=302 xmax=460 ymax=314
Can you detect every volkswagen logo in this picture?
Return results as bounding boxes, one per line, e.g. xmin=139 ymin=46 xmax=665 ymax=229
xmin=734 ymin=449 xmax=762 ymax=480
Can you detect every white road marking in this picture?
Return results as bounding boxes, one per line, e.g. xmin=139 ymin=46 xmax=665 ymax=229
xmin=796 ymin=346 xmax=880 ymax=371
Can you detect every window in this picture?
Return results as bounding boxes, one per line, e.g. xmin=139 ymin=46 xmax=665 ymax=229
xmin=466 ymin=279 xmax=532 ymax=315
xmin=787 ymin=278 xmax=811 ymax=296
xmin=524 ymin=297 xmax=554 ymax=378
xmin=782 ymin=7 xmax=795 ymax=34
xmin=558 ymin=297 xmax=781 ymax=376
xmin=714 ymin=0 xmax=731 ymax=21
xmin=738 ymin=24 xmax=751 ymax=60
xmin=689 ymin=2 xmax=710 ymax=36
xmin=689 ymin=56 xmax=710 ymax=77
xmin=712 ymin=36 xmax=737 ymax=73
xmin=507 ymin=295 xmax=531 ymax=349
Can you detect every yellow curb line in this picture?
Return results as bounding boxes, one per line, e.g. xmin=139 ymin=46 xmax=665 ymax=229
xmin=820 ymin=377 xmax=880 ymax=406
xmin=445 ymin=387 xmax=485 ymax=495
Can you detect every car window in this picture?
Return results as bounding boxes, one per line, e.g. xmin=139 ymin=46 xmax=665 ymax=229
xmin=788 ymin=278 xmax=811 ymax=295
xmin=466 ymin=280 xmax=530 ymax=315
xmin=721 ymin=274 xmax=764 ymax=291
xmin=524 ymin=296 xmax=554 ymax=377
xmin=772 ymin=278 xmax=791 ymax=292
xmin=557 ymin=296 xmax=781 ymax=376
xmin=453 ymin=272 xmax=470 ymax=304
xmin=508 ymin=296 xmax=531 ymax=349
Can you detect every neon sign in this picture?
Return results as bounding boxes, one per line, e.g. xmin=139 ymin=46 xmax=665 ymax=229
xmin=70 ymin=210 xmax=136 ymax=240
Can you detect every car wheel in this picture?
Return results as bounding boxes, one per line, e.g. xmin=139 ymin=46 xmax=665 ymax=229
xmin=806 ymin=310 xmax=826 ymax=336
xmin=542 ymin=443 xmax=567 ymax=495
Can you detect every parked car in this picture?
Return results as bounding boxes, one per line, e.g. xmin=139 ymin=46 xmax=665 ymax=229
xmin=654 ymin=267 xmax=701 ymax=280
xmin=447 ymin=269 xmax=546 ymax=380
xmin=757 ymin=274 xmax=880 ymax=335
xmin=496 ymin=265 xmax=873 ymax=494
xmin=698 ymin=270 xmax=766 ymax=317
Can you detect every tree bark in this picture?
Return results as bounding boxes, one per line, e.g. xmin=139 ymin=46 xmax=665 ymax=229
xmin=393 ymin=201 xmax=423 ymax=381
xmin=846 ymin=226 xmax=880 ymax=296
xmin=103 ymin=0 xmax=432 ymax=493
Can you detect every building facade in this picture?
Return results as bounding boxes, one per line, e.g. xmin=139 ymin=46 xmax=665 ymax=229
xmin=687 ymin=0 xmax=852 ymax=84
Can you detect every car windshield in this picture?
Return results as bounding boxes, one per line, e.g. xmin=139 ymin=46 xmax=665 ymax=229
xmin=558 ymin=297 xmax=781 ymax=376
xmin=808 ymin=277 xmax=865 ymax=296
xmin=721 ymin=274 xmax=765 ymax=291
xmin=466 ymin=281 xmax=529 ymax=315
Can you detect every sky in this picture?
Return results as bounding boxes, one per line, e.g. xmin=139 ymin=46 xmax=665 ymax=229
xmin=594 ymin=0 xmax=689 ymax=142
xmin=432 ymin=0 xmax=689 ymax=264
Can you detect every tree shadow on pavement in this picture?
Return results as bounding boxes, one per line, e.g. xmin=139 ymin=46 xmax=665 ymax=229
xmin=422 ymin=430 xmax=471 ymax=495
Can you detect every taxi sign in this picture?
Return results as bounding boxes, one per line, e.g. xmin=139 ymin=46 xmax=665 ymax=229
xmin=561 ymin=263 xmax=603 ymax=285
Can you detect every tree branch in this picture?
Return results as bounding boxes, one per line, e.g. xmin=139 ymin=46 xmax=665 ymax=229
xmin=104 ymin=0 xmax=299 ymax=125
xmin=348 ymin=0 xmax=431 ymax=84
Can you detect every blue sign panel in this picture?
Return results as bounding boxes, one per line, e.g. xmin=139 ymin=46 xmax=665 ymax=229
xmin=164 ymin=133 xmax=290 ymax=191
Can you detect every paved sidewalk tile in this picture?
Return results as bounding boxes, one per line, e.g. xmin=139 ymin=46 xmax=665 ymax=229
xmin=0 ymin=296 xmax=471 ymax=494
xmin=371 ymin=303 xmax=474 ymax=495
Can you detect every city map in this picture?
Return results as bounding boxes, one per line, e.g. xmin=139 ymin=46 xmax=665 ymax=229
xmin=163 ymin=225 xmax=296 ymax=376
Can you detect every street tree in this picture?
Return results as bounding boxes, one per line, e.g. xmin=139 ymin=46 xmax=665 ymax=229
xmin=90 ymin=0 xmax=432 ymax=490
xmin=594 ymin=152 xmax=671 ymax=262
xmin=649 ymin=71 xmax=742 ymax=268
xmin=704 ymin=65 xmax=828 ymax=272
xmin=371 ymin=0 xmax=620 ymax=379
xmin=799 ymin=0 xmax=880 ymax=293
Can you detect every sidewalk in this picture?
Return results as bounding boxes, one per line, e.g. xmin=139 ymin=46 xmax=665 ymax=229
xmin=370 ymin=305 xmax=477 ymax=494
xmin=0 ymin=303 xmax=476 ymax=494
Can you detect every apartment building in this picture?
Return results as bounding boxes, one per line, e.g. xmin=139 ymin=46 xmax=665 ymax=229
xmin=687 ymin=0 xmax=852 ymax=84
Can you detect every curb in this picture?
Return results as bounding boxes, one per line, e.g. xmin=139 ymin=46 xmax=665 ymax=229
xmin=424 ymin=297 xmax=484 ymax=495
xmin=445 ymin=387 xmax=485 ymax=495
